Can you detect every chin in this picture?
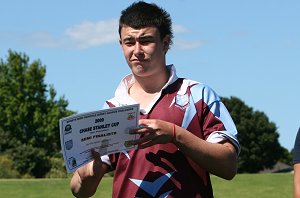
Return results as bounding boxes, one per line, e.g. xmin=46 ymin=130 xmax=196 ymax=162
xmin=133 ymin=69 xmax=150 ymax=77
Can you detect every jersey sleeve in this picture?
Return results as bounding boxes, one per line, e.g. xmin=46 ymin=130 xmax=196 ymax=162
xmin=190 ymin=83 xmax=240 ymax=154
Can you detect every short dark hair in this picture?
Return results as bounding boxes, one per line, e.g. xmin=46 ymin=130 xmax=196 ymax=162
xmin=119 ymin=1 xmax=173 ymax=45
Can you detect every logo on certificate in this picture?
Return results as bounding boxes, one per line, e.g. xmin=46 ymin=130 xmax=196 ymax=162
xmin=65 ymin=140 xmax=73 ymax=150
xmin=127 ymin=113 xmax=135 ymax=120
xmin=68 ymin=157 xmax=77 ymax=168
xmin=64 ymin=124 xmax=72 ymax=135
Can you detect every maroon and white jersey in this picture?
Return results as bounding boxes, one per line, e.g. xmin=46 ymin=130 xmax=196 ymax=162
xmin=101 ymin=65 xmax=240 ymax=198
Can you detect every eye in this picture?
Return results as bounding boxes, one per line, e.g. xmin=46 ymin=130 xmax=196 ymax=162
xmin=124 ymin=41 xmax=134 ymax=46
xmin=123 ymin=38 xmax=135 ymax=46
xmin=139 ymin=37 xmax=154 ymax=45
xmin=140 ymin=40 xmax=151 ymax=45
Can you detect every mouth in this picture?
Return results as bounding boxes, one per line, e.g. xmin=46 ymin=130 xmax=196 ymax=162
xmin=131 ymin=59 xmax=148 ymax=64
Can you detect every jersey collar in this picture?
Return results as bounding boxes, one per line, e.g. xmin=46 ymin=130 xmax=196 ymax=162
xmin=113 ymin=64 xmax=178 ymax=114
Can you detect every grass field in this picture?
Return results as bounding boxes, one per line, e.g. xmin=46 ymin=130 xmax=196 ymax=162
xmin=211 ymin=173 xmax=293 ymax=198
xmin=0 ymin=173 xmax=293 ymax=198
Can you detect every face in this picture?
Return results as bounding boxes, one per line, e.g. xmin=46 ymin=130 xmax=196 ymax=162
xmin=119 ymin=25 xmax=169 ymax=78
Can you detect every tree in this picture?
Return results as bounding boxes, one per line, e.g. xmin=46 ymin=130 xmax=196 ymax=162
xmin=221 ymin=96 xmax=290 ymax=173
xmin=0 ymin=50 xmax=73 ymax=177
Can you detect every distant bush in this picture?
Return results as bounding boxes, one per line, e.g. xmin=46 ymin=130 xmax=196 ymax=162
xmin=45 ymin=156 xmax=68 ymax=178
xmin=0 ymin=154 xmax=20 ymax=178
xmin=8 ymin=144 xmax=51 ymax=178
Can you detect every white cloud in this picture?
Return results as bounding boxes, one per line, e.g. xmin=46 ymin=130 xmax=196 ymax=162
xmin=65 ymin=19 xmax=119 ymax=49
xmin=24 ymin=19 xmax=119 ymax=49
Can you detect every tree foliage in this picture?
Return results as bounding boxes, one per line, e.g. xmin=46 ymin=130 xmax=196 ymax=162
xmin=221 ymin=96 xmax=291 ymax=173
xmin=0 ymin=50 xmax=73 ymax=177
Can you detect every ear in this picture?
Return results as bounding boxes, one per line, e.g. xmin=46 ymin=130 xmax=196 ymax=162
xmin=162 ymin=35 xmax=171 ymax=53
xmin=119 ymin=38 xmax=122 ymax=45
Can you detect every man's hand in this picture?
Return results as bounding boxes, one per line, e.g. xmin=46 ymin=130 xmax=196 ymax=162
xmin=129 ymin=119 xmax=174 ymax=148
xmin=76 ymin=149 xmax=102 ymax=179
xmin=70 ymin=149 xmax=108 ymax=198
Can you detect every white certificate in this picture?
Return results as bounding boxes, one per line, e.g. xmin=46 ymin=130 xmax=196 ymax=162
xmin=59 ymin=104 xmax=139 ymax=173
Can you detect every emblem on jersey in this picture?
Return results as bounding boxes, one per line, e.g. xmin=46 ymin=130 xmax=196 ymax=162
xmin=175 ymin=93 xmax=190 ymax=110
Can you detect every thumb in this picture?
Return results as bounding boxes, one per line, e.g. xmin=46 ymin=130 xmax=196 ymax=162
xmin=90 ymin=149 xmax=102 ymax=176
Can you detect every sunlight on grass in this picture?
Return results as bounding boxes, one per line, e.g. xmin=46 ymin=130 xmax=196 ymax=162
xmin=0 ymin=174 xmax=293 ymax=198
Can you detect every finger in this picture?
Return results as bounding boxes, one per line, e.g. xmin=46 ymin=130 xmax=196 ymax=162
xmin=141 ymin=132 xmax=156 ymax=142
xmin=131 ymin=131 xmax=156 ymax=145
xmin=129 ymin=126 xmax=153 ymax=134
xmin=91 ymin=149 xmax=100 ymax=159
xmin=139 ymin=119 xmax=153 ymax=126
xmin=128 ymin=123 xmax=146 ymax=134
xmin=138 ymin=137 xmax=161 ymax=149
xmin=91 ymin=149 xmax=101 ymax=164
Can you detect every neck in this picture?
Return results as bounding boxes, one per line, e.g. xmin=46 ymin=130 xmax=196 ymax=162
xmin=131 ymin=66 xmax=169 ymax=94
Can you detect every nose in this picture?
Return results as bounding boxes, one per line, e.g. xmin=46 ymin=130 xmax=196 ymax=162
xmin=133 ymin=42 xmax=143 ymax=56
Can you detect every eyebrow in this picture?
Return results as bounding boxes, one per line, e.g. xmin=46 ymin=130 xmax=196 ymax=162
xmin=138 ymin=35 xmax=154 ymax=41
xmin=122 ymin=35 xmax=155 ymax=43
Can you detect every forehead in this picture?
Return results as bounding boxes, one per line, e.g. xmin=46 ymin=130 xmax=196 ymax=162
xmin=120 ymin=26 xmax=160 ymax=39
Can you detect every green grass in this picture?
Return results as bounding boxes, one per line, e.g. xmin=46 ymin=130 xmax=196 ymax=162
xmin=0 ymin=173 xmax=293 ymax=198
xmin=211 ymin=173 xmax=293 ymax=198
xmin=0 ymin=177 xmax=113 ymax=198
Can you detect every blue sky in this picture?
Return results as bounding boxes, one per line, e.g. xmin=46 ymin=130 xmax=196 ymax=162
xmin=0 ymin=0 xmax=299 ymax=151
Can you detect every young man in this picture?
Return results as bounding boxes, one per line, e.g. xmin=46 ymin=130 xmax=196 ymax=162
xmin=71 ymin=2 xmax=240 ymax=197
